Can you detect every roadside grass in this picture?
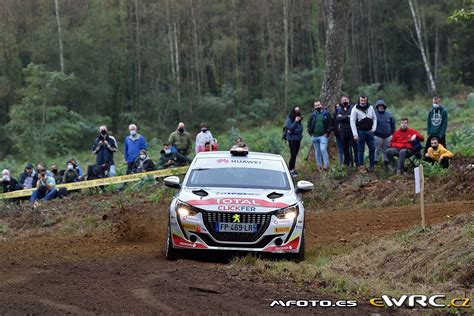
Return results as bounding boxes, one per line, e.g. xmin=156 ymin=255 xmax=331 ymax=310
xmin=230 ymin=213 xmax=474 ymax=301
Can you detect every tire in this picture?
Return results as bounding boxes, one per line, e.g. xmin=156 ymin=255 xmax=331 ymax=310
xmin=165 ymin=224 xmax=181 ymax=261
xmin=284 ymin=230 xmax=305 ymax=262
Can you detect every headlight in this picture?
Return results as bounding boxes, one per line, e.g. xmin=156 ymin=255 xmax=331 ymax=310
xmin=275 ymin=205 xmax=298 ymax=220
xmin=176 ymin=201 xmax=199 ymax=217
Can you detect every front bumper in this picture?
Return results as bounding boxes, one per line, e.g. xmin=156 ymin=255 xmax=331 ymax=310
xmin=169 ymin=207 xmax=304 ymax=253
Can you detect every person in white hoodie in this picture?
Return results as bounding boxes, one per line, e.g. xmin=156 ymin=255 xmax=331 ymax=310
xmin=195 ymin=122 xmax=216 ymax=153
xmin=350 ymin=95 xmax=377 ymax=171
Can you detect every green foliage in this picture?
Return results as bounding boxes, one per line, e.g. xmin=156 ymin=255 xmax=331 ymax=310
xmin=421 ymin=161 xmax=448 ymax=177
xmin=448 ymin=8 xmax=474 ymax=22
xmin=450 ymin=125 xmax=474 ymax=156
xmin=6 ymin=64 xmax=107 ymax=162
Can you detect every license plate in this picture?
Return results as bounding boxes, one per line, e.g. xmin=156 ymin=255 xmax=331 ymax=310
xmin=215 ymin=222 xmax=257 ymax=233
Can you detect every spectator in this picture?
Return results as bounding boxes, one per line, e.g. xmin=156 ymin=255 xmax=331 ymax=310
xmin=195 ymin=123 xmax=215 ymax=153
xmin=63 ymin=160 xmax=80 ymax=183
xmin=30 ymin=167 xmax=58 ymax=203
xmin=374 ymin=99 xmax=395 ymax=168
xmin=385 ymin=118 xmax=424 ymax=175
xmin=36 ymin=163 xmax=52 ymax=177
xmin=334 ymin=96 xmax=358 ymax=167
xmin=159 ymin=143 xmax=192 ymax=169
xmin=19 ymin=163 xmax=38 ymax=189
xmin=92 ymin=125 xmax=117 ymax=176
xmin=350 ymin=95 xmax=377 ymax=172
xmin=283 ymin=106 xmax=303 ymax=176
xmin=69 ymin=159 xmax=84 ymax=180
xmin=1 ymin=169 xmax=21 ymax=193
xmin=132 ymin=149 xmax=156 ymax=173
xmin=124 ymin=123 xmax=148 ymax=174
xmin=50 ymin=164 xmax=62 ymax=184
xmin=168 ymin=122 xmax=193 ymax=156
xmin=425 ymin=96 xmax=448 ymax=154
xmin=424 ymin=137 xmax=453 ymax=169
xmin=308 ymin=100 xmax=332 ymax=170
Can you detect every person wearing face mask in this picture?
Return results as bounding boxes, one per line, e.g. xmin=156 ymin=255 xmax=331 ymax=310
xmin=132 ymin=149 xmax=156 ymax=173
xmin=1 ymin=169 xmax=21 ymax=193
xmin=425 ymin=96 xmax=448 ymax=154
xmin=350 ymin=95 xmax=377 ymax=172
xmin=63 ymin=160 xmax=80 ymax=183
xmin=168 ymin=122 xmax=193 ymax=157
xmin=283 ymin=106 xmax=303 ymax=177
xmin=307 ymin=100 xmax=332 ymax=170
xmin=334 ymin=96 xmax=359 ymax=167
xmin=195 ymin=123 xmax=216 ymax=153
xmin=424 ymin=137 xmax=453 ymax=169
xmin=92 ymin=125 xmax=118 ymax=177
xmin=30 ymin=168 xmax=58 ymax=203
xmin=158 ymin=143 xmax=192 ymax=169
xmin=124 ymin=123 xmax=148 ymax=174
xmin=50 ymin=164 xmax=62 ymax=184
xmin=374 ymin=100 xmax=396 ymax=169
xmin=19 ymin=163 xmax=38 ymax=189
xmin=385 ymin=118 xmax=424 ymax=175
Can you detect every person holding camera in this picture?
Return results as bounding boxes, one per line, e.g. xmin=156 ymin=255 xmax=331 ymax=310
xmin=283 ymin=106 xmax=303 ymax=177
xmin=30 ymin=167 xmax=58 ymax=203
xmin=92 ymin=125 xmax=118 ymax=177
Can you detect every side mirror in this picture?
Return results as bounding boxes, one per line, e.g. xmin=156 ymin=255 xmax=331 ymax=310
xmin=296 ymin=180 xmax=313 ymax=192
xmin=164 ymin=176 xmax=181 ymax=189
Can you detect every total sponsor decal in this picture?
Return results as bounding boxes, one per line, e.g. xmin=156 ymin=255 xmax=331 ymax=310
xmin=172 ymin=234 xmax=208 ymax=249
xmin=187 ymin=198 xmax=288 ymax=209
xmin=263 ymin=236 xmax=300 ymax=252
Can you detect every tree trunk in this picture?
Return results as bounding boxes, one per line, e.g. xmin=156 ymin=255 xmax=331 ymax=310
xmin=408 ymin=0 xmax=436 ymax=93
xmin=283 ymin=0 xmax=289 ymax=113
xmin=320 ymin=0 xmax=349 ymax=107
xmin=190 ymin=0 xmax=201 ymax=96
xmin=134 ymin=0 xmax=141 ymax=109
xmin=54 ymin=0 xmax=65 ymax=73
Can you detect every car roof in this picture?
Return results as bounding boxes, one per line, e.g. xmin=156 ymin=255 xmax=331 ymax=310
xmin=195 ymin=151 xmax=284 ymax=161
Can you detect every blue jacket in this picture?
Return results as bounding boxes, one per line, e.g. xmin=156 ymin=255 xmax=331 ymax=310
xmin=284 ymin=117 xmax=303 ymax=141
xmin=374 ymin=111 xmax=395 ymax=138
xmin=124 ymin=134 xmax=148 ymax=163
xmin=92 ymin=134 xmax=117 ymax=165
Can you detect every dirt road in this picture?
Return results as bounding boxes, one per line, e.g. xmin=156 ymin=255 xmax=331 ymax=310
xmin=0 ymin=200 xmax=472 ymax=314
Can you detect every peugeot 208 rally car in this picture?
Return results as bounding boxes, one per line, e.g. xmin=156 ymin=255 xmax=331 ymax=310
xmin=163 ymin=148 xmax=313 ymax=261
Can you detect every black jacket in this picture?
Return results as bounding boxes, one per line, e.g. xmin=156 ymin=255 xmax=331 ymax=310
xmin=92 ymin=134 xmax=117 ymax=165
xmin=1 ymin=177 xmax=22 ymax=193
xmin=19 ymin=172 xmax=38 ymax=189
xmin=132 ymin=157 xmax=156 ymax=173
xmin=333 ymin=104 xmax=353 ymax=133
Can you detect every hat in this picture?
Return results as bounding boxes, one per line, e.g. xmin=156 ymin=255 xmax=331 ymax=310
xmin=375 ymin=99 xmax=387 ymax=109
xmin=25 ymin=163 xmax=34 ymax=169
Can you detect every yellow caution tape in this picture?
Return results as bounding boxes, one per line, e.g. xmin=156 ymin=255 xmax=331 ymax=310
xmin=0 ymin=166 xmax=188 ymax=200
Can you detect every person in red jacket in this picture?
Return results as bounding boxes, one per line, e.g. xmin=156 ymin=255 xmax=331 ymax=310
xmin=385 ymin=118 xmax=425 ymax=175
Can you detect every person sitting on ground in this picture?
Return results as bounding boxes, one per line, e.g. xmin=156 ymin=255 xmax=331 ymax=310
xmin=50 ymin=164 xmax=62 ymax=184
xmin=68 ymin=159 xmax=84 ymax=180
xmin=168 ymin=122 xmax=193 ymax=157
xmin=63 ymin=160 xmax=80 ymax=183
xmin=19 ymin=163 xmax=38 ymax=189
xmin=424 ymin=137 xmax=453 ymax=169
xmin=195 ymin=122 xmax=216 ymax=153
xmin=158 ymin=143 xmax=192 ymax=169
xmin=1 ymin=169 xmax=21 ymax=193
xmin=385 ymin=118 xmax=425 ymax=175
xmin=30 ymin=167 xmax=58 ymax=203
xmin=132 ymin=149 xmax=156 ymax=173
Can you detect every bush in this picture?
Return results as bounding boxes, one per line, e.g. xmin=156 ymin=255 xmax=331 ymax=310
xmin=450 ymin=125 xmax=474 ymax=156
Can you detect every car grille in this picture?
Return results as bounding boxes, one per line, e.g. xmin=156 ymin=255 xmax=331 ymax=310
xmin=202 ymin=211 xmax=272 ymax=242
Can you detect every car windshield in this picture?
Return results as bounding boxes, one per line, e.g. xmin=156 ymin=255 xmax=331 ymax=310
xmin=186 ymin=167 xmax=291 ymax=190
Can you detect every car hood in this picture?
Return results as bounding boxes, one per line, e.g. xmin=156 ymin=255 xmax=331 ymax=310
xmin=179 ymin=187 xmax=296 ymax=212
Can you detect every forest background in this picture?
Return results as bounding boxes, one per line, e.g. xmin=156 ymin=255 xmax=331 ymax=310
xmin=0 ymin=0 xmax=473 ymax=173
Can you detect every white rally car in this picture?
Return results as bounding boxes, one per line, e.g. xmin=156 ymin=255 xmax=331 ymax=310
xmin=163 ymin=147 xmax=313 ymax=261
